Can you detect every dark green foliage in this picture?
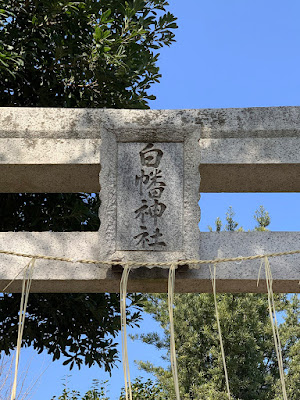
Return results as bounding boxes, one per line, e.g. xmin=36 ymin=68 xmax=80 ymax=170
xmin=0 ymin=0 xmax=177 ymax=108
xmin=119 ymin=377 xmax=165 ymax=399
xmin=0 ymin=0 xmax=177 ymax=370
xmin=51 ymin=379 xmax=109 ymax=399
xmin=136 ymin=208 xmax=299 ymax=399
xmin=254 ymin=205 xmax=271 ymax=231
xmin=52 ymin=377 xmax=165 ymax=399
xmin=0 ymin=193 xmax=100 ymax=232
xmin=139 ymin=293 xmax=288 ymax=400
xmin=225 ymin=206 xmax=239 ymax=231
xmin=0 ymin=194 xmax=143 ymax=371
xmin=1 ymin=292 xmax=143 ymax=372
xmin=0 ymin=192 xmax=144 ymax=371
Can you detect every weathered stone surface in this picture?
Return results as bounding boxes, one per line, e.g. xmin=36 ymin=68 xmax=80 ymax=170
xmin=2 ymin=106 xmax=300 ymax=138
xmin=0 ymin=138 xmax=101 ymax=164
xmin=98 ymin=125 xmax=200 ymax=263
xmin=199 ymin=138 xmax=300 ymax=164
xmin=0 ymin=108 xmax=105 ymax=138
xmin=199 ymin=137 xmax=300 ymax=192
xmin=117 ymin=142 xmax=183 ymax=252
xmin=0 ymin=138 xmax=101 ymax=192
xmin=0 ymin=232 xmax=298 ymax=293
xmin=0 ymin=106 xmax=299 ymax=294
xmin=0 ymin=106 xmax=299 ymax=192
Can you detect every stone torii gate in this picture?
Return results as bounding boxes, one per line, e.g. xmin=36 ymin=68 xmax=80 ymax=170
xmin=0 ymin=106 xmax=299 ymax=293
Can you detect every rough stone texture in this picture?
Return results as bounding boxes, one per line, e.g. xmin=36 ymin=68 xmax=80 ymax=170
xmin=199 ymin=138 xmax=300 ymax=164
xmin=0 ymin=138 xmax=101 ymax=164
xmin=0 ymin=106 xmax=299 ymax=292
xmin=1 ymin=106 xmax=300 ymax=138
xmin=199 ymin=137 xmax=300 ymax=192
xmin=0 ymin=232 xmax=298 ymax=293
xmin=117 ymin=142 xmax=183 ymax=251
xmin=1 ymin=106 xmax=300 ymax=192
xmin=0 ymin=108 xmax=105 ymax=138
xmin=103 ymin=107 xmax=300 ymax=138
xmin=98 ymin=124 xmax=201 ymax=263
xmin=0 ymin=138 xmax=101 ymax=192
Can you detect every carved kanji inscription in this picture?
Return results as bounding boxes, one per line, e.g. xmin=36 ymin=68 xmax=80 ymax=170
xmin=117 ymin=142 xmax=183 ymax=251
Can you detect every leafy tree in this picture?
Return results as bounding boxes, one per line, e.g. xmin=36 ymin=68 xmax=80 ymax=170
xmin=0 ymin=195 xmax=143 ymax=372
xmin=254 ymin=205 xmax=271 ymax=231
xmin=135 ymin=207 xmax=299 ymax=400
xmin=51 ymin=377 xmax=164 ymax=399
xmin=225 ymin=206 xmax=239 ymax=231
xmin=119 ymin=377 xmax=165 ymax=400
xmin=51 ymin=379 xmax=109 ymax=400
xmin=0 ymin=0 xmax=177 ymax=108
xmin=0 ymin=0 xmax=177 ymax=370
xmin=274 ymin=294 xmax=300 ymax=400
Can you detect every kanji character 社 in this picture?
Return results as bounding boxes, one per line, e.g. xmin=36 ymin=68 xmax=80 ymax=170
xmin=134 ymin=226 xmax=149 ymax=248
xmin=149 ymin=228 xmax=166 ymax=247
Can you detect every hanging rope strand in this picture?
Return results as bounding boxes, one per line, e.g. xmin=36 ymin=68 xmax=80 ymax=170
xmin=0 ymin=249 xmax=297 ymax=400
xmin=210 ymin=263 xmax=231 ymax=400
xmin=264 ymin=257 xmax=288 ymax=400
xmin=168 ymin=263 xmax=181 ymax=400
xmin=10 ymin=258 xmax=35 ymax=400
xmin=120 ymin=264 xmax=132 ymax=400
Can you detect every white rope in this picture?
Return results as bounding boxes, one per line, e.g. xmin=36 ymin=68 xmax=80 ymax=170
xmin=210 ymin=263 xmax=231 ymax=399
xmin=10 ymin=258 xmax=35 ymax=400
xmin=120 ymin=264 xmax=132 ymax=400
xmin=0 ymin=247 xmax=299 ymax=266
xmin=0 ymin=249 xmax=293 ymax=400
xmin=168 ymin=263 xmax=181 ymax=400
xmin=262 ymin=257 xmax=288 ymax=400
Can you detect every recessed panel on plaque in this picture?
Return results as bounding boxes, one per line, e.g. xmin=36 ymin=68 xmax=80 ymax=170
xmin=117 ymin=142 xmax=183 ymax=251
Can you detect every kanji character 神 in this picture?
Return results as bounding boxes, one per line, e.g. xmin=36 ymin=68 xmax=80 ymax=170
xmin=134 ymin=199 xmax=149 ymax=223
xmin=149 ymin=199 xmax=166 ymax=226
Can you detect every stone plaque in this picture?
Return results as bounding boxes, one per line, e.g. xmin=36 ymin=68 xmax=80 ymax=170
xmin=117 ymin=142 xmax=183 ymax=251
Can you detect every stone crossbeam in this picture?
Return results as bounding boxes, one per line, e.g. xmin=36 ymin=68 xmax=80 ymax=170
xmin=1 ymin=106 xmax=300 ymax=192
xmin=0 ymin=232 xmax=299 ymax=293
xmin=0 ymin=106 xmax=299 ymax=294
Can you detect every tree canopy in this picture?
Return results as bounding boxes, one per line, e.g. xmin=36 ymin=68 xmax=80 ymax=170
xmin=51 ymin=377 xmax=164 ymax=400
xmin=0 ymin=0 xmax=177 ymax=108
xmin=48 ymin=208 xmax=299 ymax=399
xmin=0 ymin=0 xmax=177 ymax=370
xmin=134 ymin=208 xmax=299 ymax=399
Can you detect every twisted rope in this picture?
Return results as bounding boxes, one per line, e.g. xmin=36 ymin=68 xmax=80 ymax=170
xmin=0 ymin=248 xmax=299 ymax=268
xmin=1 ymin=248 xmax=298 ymax=399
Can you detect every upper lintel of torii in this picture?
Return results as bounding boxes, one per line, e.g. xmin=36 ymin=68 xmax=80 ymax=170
xmin=0 ymin=106 xmax=299 ymax=293
xmin=0 ymin=106 xmax=299 ymax=193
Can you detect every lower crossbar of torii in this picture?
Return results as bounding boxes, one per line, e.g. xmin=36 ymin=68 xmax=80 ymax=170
xmin=0 ymin=231 xmax=299 ymax=293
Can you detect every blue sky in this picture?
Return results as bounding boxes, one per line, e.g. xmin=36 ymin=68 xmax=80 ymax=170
xmin=3 ymin=1 xmax=300 ymax=399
